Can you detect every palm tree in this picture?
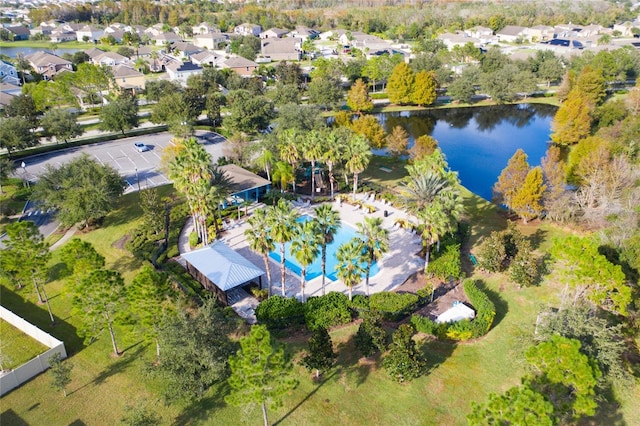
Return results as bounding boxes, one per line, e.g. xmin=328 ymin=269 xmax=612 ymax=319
xmin=268 ymin=199 xmax=299 ymax=296
xmin=304 ymin=130 xmax=325 ymax=201
xmin=272 ymin=161 xmax=295 ymax=193
xmin=255 ymin=148 xmax=274 ymax=182
xmin=345 ymin=134 xmax=371 ymax=196
xmin=323 ymin=129 xmax=345 ymax=201
xmin=314 ymin=204 xmax=341 ymax=296
xmin=278 ymin=128 xmax=302 ymax=193
xmin=356 ymin=217 xmax=389 ymax=296
xmin=336 ymin=238 xmax=366 ymax=301
xmin=290 ymin=220 xmax=321 ymax=302
xmin=207 ymin=165 xmax=232 ymax=238
xmin=401 ymin=163 xmax=463 ymax=273
xmin=245 ymin=208 xmax=275 ymax=296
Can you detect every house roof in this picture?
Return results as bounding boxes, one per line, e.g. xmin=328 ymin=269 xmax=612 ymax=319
xmin=497 ymin=25 xmax=526 ymax=36
xmin=436 ymin=303 xmax=475 ymax=324
xmin=219 ymin=164 xmax=271 ymax=193
xmin=84 ymin=47 xmax=106 ymax=58
xmin=166 ymin=61 xmax=202 ymax=73
xmin=261 ymin=37 xmax=300 ymax=55
xmin=24 ymin=51 xmax=72 ymax=67
xmin=191 ymin=51 xmax=220 ymax=63
xmin=223 ymin=56 xmax=258 ymax=68
xmin=0 ymin=91 xmax=16 ymax=107
xmin=0 ymin=82 xmax=21 ymax=92
xmin=112 ymin=64 xmax=143 ymax=78
xmin=261 ymin=27 xmax=289 ymax=37
xmin=181 ymin=241 xmax=264 ymax=291
xmin=171 ymin=41 xmax=200 ymax=52
xmin=93 ymin=51 xmax=127 ymax=63
xmin=7 ymin=25 xmax=30 ymax=36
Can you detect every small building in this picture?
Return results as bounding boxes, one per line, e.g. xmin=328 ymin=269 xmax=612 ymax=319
xmin=76 ymin=25 xmax=104 ymax=42
xmin=219 ymin=164 xmax=272 ymax=203
xmin=435 ymin=302 xmax=476 ymax=324
xmin=222 ymin=56 xmax=259 ymax=77
xmin=192 ymin=22 xmax=218 ymax=35
xmin=191 ymin=50 xmax=224 ymax=67
xmin=112 ymin=64 xmax=145 ymax=92
xmin=234 ymin=23 xmax=262 ymax=37
xmin=181 ymin=241 xmax=265 ymax=305
xmin=170 ymin=41 xmax=201 ymax=58
xmin=166 ymin=61 xmax=203 ymax=85
xmin=92 ymin=51 xmax=129 ymax=66
xmin=6 ymin=25 xmax=30 ymax=41
xmin=24 ymin=51 xmax=73 ymax=80
xmin=0 ymin=61 xmax=20 ymax=86
xmin=260 ymin=28 xmax=289 ymax=39
xmin=496 ymin=25 xmax=528 ymax=43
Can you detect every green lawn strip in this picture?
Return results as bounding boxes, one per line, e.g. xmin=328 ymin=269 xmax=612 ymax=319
xmin=0 ymin=318 xmax=49 ymax=370
xmin=0 ymin=40 xmax=116 ymax=51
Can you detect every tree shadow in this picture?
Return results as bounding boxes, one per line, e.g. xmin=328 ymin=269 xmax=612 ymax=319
xmin=579 ymin=385 xmax=626 ymax=426
xmin=333 ymin=332 xmax=382 ymax=389
xmin=272 ymin=369 xmax=337 ymax=426
xmin=475 ymin=280 xmax=508 ymax=329
xmin=68 ymin=420 xmax=87 ymax=426
xmin=0 ymin=284 xmax=84 ymax=354
xmin=0 ymin=410 xmax=29 ymax=426
xmin=528 ymin=228 xmax=547 ymax=250
xmin=172 ymin=381 xmax=229 ymax=426
xmin=419 ymin=338 xmax=457 ymax=375
xmin=88 ymin=344 xmax=146 ymax=388
xmin=48 ymin=261 xmax=70 ymax=281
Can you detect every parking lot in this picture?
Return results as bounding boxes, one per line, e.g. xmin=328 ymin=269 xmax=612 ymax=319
xmin=16 ymin=131 xmax=229 ymax=194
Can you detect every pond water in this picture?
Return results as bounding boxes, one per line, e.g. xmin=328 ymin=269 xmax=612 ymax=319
xmin=375 ymin=103 xmax=556 ymax=200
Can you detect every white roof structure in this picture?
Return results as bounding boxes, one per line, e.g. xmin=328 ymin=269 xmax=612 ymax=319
xmin=181 ymin=241 xmax=264 ymax=291
xmin=435 ymin=302 xmax=475 ymax=324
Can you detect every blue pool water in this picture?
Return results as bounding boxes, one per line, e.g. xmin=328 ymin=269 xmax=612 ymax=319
xmin=269 ymin=216 xmax=380 ymax=281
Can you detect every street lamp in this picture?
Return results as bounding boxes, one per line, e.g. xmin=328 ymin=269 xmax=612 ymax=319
xmin=21 ymin=161 xmax=30 ymax=189
xmin=135 ymin=167 xmax=140 ymax=191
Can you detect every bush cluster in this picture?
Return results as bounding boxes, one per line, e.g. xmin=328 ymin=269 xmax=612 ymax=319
xmin=255 ymin=295 xmax=306 ymax=329
xmin=411 ymin=279 xmax=496 ymax=341
xmin=369 ymin=292 xmax=419 ymax=321
xmin=304 ymin=292 xmax=353 ymax=331
xmin=428 ymin=243 xmax=462 ymax=280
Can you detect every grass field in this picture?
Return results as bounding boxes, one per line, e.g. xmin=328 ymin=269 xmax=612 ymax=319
xmin=0 ymin=318 xmax=49 ymax=370
xmin=1 ymin=182 xmax=638 ymax=425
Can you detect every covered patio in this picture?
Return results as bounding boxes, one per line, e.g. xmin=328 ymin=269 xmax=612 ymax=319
xmin=181 ymin=240 xmax=265 ymax=306
xmin=219 ymin=164 xmax=271 ymax=205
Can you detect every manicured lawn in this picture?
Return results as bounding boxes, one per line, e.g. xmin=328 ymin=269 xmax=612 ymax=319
xmin=0 ymin=319 xmax=49 ymax=370
xmin=1 ymin=183 xmax=638 ymax=425
xmin=0 ymin=40 xmax=116 ymax=51
xmin=361 ymin=154 xmax=408 ymax=189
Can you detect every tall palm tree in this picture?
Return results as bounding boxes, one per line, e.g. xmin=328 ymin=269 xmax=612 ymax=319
xmin=336 ymin=238 xmax=366 ymax=301
xmin=323 ymin=129 xmax=345 ymax=201
xmin=401 ymin=163 xmax=463 ymax=273
xmin=255 ymin=148 xmax=274 ymax=182
xmin=313 ymin=204 xmax=341 ymax=296
xmin=268 ymin=199 xmax=299 ymax=296
xmin=272 ymin=161 xmax=295 ymax=193
xmin=278 ymin=128 xmax=302 ymax=194
xmin=290 ymin=220 xmax=321 ymax=302
xmin=304 ymin=130 xmax=325 ymax=201
xmin=356 ymin=216 xmax=389 ymax=296
xmin=245 ymin=208 xmax=275 ymax=296
xmin=345 ymin=134 xmax=371 ymax=196
xmin=207 ymin=165 xmax=232 ymax=237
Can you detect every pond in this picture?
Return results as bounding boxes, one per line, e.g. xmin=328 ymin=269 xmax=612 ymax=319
xmin=0 ymin=46 xmax=83 ymax=58
xmin=375 ymin=103 xmax=556 ymax=200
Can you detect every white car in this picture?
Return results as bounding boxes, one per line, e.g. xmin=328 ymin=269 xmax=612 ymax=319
xmin=134 ymin=142 xmax=150 ymax=152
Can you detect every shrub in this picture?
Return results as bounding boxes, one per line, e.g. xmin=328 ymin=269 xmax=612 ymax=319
xmin=416 ymin=284 xmax=433 ymax=305
xmin=477 ymin=232 xmax=506 ymax=272
xmin=382 ymin=324 xmax=426 ymax=383
xmin=350 ymin=294 xmax=370 ymax=312
xmin=354 ymin=312 xmax=387 ymax=357
xmin=444 ymin=320 xmax=474 ymax=341
xmin=508 ymin=240 xmax=539 ymax=287
xmin=428 ymin=243 xmax=462 ymax=280
xmin=255 ymin=296 xmax=305 ymax=329
xmin=463 ymin=279 xmax=496 ymax=338
xmin=188 ymin=231 xmax=199 ymax=248
xmin=370 ymin=292 xmax=419 ymax=321
xmin=304 ymin=292 xmax=352 ymax=330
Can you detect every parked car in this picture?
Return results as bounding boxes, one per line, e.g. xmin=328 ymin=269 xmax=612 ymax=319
xmin=134 ymin=142 xmax=150 ymax=152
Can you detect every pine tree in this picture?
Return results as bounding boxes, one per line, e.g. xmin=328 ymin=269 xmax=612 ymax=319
xmin=346 ymin=78 xmax=374 ymax=114
xmin=226 ymin=325 xmax=297 ymax=426
xmin=354 ymin=312 xmax=387 ymax=357
xmin=492 ymin=149 xmax=530 ymax=211
xmin=302 ymin=327 xmax=336 ymax=379
xmin=511 ymin=166 xmax=546 ymax=223
xmin=386 ymin=125 xmax=409 ymax=159
xmin=550 ymin=91 xmax=594 ymax=145
xmin=386 ymin=62 xmax=415 ymax=105
xmin=411 ymin=70 xmax=437 ymax=106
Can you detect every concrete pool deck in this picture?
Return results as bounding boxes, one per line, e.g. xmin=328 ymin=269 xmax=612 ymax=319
xmin=178 ymin=197 xmax=425 ymax=310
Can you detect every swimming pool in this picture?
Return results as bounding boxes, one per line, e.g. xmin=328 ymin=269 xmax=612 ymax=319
xmin=269 ymin=215 xmax=380 ymax=281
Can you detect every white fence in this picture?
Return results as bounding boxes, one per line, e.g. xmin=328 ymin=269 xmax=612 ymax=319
xmin=0 ymin=306 xmax=67 ymax=396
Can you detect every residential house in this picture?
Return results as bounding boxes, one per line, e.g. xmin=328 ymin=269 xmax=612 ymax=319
xmin=0 ymin=91 xmax=15 ymax=110
xmin=0 ymin=82 xmax=22 ymax=96
xmin=191 ymin=50 xmax=225 ymax=67
xmin=0 ymin=60 xmax=20 ymax=85
xmin=103 ymin=27 xmax=125 ymax=43
xmin=24 ymin=51 xmax=73 ymax=80
xmin=112 ymin=64 xmax=145 ymax=92
xmin=192 ymin=22 xmax=218 ymax=35
xmin=613 ymin=21 xmax=635 ymax=37
xmin=193 ymin=32 xmax=227 ymax=50
xmin=6 ymin=25 xmax=30 ymax=40
xmin=525 ymin=25 xmax=554 ymax=42
xmin=151 ymin=32 xmax=181 ymax=46
xmin=260 ymin=37 xmax=301 ymax=61
xmin=554 ymin=24 xmax=582 ymax=39
xmin=166 ymin=61 xmax=203 ymax=85
xmin=30 ymin=21 xmax=56 ymax=36
xmin=577 ymin=24 xmax=604 ymax=38
xmin=84 ymin=47 xmax=106 ymax=60
xmin=92 ymin=51 xmax=129 ymax=67
xmin=340 ymin=31 xmax=390 ymax=51
xmin=135 ymin=45 xmax=155 ymax=57
xmin=222 ymin=56 xmax=258 ymax=77
xmin=76 ymin=25 xmax=104 ymax=42
xmin=463 ymin=26 xmax=496 ymax=44
xmin=260 ymin=28 xmax=289 ymax=39
xmin=234 ymin=23 xmax=262 ymax=37
xmin=291 ymin=26 xmax=319 ymax=40
xmin=496 ymin=25 xmax=527 ymax=43
xmin=50 ymin=26 xmax=77 ymax=43
xmin=171 ymin=41 xmax=201 ymax=58
xmin=437 ymin=32 xmax=479 ymax=50
xmin=319 ymin=28 xmax=346 ymax=41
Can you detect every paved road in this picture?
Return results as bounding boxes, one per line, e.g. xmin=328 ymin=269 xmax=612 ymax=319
xmin=15 ymin=130 xmax=229 ymax=195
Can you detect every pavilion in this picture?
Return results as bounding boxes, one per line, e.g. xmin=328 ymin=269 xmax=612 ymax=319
xmin=181 ymin=240 xmax=265 ymax=305
xmin=219 ymin=164 xmax=271 ymax=205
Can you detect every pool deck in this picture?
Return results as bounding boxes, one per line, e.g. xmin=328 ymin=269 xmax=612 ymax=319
xmin=178 ymin=196 xmax=425 ymax=318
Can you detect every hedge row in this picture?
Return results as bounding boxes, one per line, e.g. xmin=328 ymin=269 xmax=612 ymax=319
xmin=411 ymin=279 xmax=496 ymax=341
xmin=369 ymin=292 xmax=419 ymax=321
